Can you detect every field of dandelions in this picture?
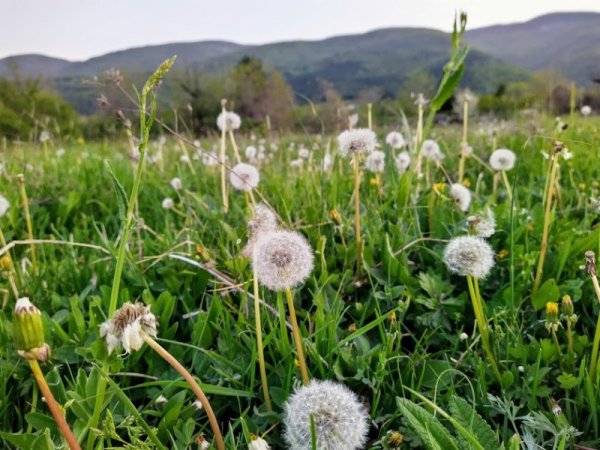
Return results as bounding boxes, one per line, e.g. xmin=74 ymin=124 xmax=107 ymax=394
xmin=2 ymin=25 xmax=600 ymax=450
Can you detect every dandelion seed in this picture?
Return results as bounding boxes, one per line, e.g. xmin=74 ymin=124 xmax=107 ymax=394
xmin=395 ymin=151 xmax=411 ymax=173
xmin=216 ymin=111 xmax=241 ymax=132
xmin=450 ymin=183 xmax=471 ymax=212
xmin=421 ymin=139 xmax=444 ymax=161
xmin=170 ymin=177 xmax=182 ymax=191
xmin=489 ymin=148 xmax=516 ymax=171
xmin=365 ymin=150 xmax=385 ymax=173
xmin=337 ymin=128 xmax=377 ymax=158
xmin=99 ymin=302 xmax=157 ymax=354
xmin=443 ymin=236 xmax=495 ymax=279
xmin=385 ymin=131 xmax=406 ymax=149
xmin=283 ymin=379 xmax=368 ymax=450
xmin=0 ymin=195 xmax=10 ymax=217
xmin=230 ymin=163 xmax=260 ymax=191
xmin=253 ymin=230 xmax=314 ymax=291
xmin=161 ymin=198 xmax=174 ymax=210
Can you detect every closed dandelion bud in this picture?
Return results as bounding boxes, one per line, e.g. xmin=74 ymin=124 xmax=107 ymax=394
xmin=253 ymin=230 xmax=314 ymax=291
xmin=99 ymin=302 xmax=157 ymax=354
xmin=14 ymin=298 xmax=51 ymax=362
xmin=249 ymin=434 xmax=270 ymax=450
xmin=284 ymin=379 xmax=369 ymax=450
xmin=0 ymin=253 xmax=12 ymax=270
xmin=385 ymin=430 xmax=404 ymax=448
xmin=561 ymin=295 xmax=573 ymax=316
xmin=443 ymin=236 xmax=495 ymax=279
xmin=330 ymin=209 xmax=341 ymax=224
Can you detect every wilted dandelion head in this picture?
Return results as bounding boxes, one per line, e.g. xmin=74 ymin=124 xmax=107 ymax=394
xmin=216 ymin=111 xmax=241 ymax=132
xmin=248 ymin=435 xmax=270 ymax=450
xmin=395 ymin=151 xmax=411 ymax=173
xmin=443 ymin=236 xmax=495 ymax=278
xmin=99 ymin=302 xmax=157 ymax=354
xmin=581 ymin=105 xmax=592 ymax=116
xmin=450 ymin=183 xmax=471 ymax=212
xmin=161 ymin=198 xmax=174 ymax=210
xmin=467 ymin=209 xmax=496 ymax=238
xmin=230 ymin=163 xmax=260 ymax=191
xmin=284 ymin=379 xmax=369 ymax=450
xmin=489 ymin=148 xmax=516 ymax=171
xmin=365 ymin=150 xmax=386 ymax=173
xmin=170 ymin=177 xmax=182 ymax=191
xmin=385 ymin=131 xmax=406 ymax=149
xmin=337 ymin=128 xmax=377 ymax=158
xmin=253 ymin=230 xmax=314 ymax=291
xmin=421 ymin=140 xmax=444 ymax=161
xmin=0 ymin=195 xmax=9 ymax=217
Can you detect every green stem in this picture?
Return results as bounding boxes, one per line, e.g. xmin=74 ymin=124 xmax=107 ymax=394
xmin=589 ymin=274 xmax=600 ymax=380
xmin=285 ymin=288 xmax=310 ymax=385
xmin=466 ymin=276 xmax=502 ymax=383
xmin=353 ymin=157 xmax=362 ymax=275
xmin=254 ymin=272 xmax=272 ymax=410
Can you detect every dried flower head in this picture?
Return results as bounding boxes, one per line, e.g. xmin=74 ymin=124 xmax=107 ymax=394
xmin=170 ymin=177 xmax=182 ymax=191
xmin=395 ymin=151 xmax=411 ymax=173
xmin=421 ymin=139 xmax=444 ymax=161
xmin=216 ymin=111 xmax=241 ymax=132
xmin=467 ymin=209 xmax=496 ymax=238
xmin=385 ymin=430 xmax=405 ymax=448
xmin=253 ymin=230 xmax=314 ymax=291
xmin=489 ymin=148 xmax=516 ymax=171
xmin=450 ymin=183 xmax=471 ymax=212
xmin=230 ymin=163 xmax=260 ymax=191
xmin=385 ymin=131 xmax=406 ymax=149
xmin=337 ymin=128 xmax=377 ymax=158
xmin=365 ymin=150 xmax=386 ymax=173
xmin=249 ymin=435 xmax=270 ymax=450
xmin=0 ymin=195 xmax=9 ymax=217
xmin=443 ymin=236 xmax=495 ymax=279
xmin=100 ymin=302 xmax=157 ymax=354
xmin=284 ymin=379 xmax=369 ymax=450
xmin=162 ymin=198 xmax=174 ymax=210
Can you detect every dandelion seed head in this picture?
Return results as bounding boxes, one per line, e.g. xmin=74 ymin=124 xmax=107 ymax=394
xmin=443 ymin=236 xmax=495 ymax=279
xmin=467 ymin=209 xmax=496 ymax=238
xmin=421 ymin=139 xmax=444 ymax=161
xmin=298 ymin=147 xmax=310 ymax=159
xmin=245 ymin=145 xmax=257 ymax=160
xmin=489 ymin=148 xmax=516 ymax=171
xmin=450 ymin=183 xmax=471 ymax=212
xmin=243 ymin=204 xmax=279 ymax=257
xmin=230 ymin=163 xmax=260 ymax=191
xmin=99 ymin=302 xmax=157 ymax=354
xmin=385 ymin=131 xmax=406 ymax=149
xmin=395 ymin=151 xmax=411 ymax=173
xmin=0 ymin=195 xmax=10 ymax=217
xmin=253 ymin=230 xmax=313 ymax=291
xmin=284 ymin=379 xmax=369 ymax=450
xmin=290 ymin=158 xmax=304 ymax=169
xmin=581 ymin=105 xmax=592 ymax=116
xmin=365 ymin=150 xmax=386 ymax=173
xmin=216 ymin=111 xmax=241 ymax=132
xmin=170 ymin=177 xmax=182 ymax=191
xmin=322 ymin=154 xmax=333 ymax=172
xmin=337 ymin=128 xmax=377 ymax=158
xmin=161 ymin=198 xmax=174 ymax=210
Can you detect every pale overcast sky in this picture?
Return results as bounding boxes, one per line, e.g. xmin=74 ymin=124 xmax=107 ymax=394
xmin=2 ymin=0 xmax=599 ymax=60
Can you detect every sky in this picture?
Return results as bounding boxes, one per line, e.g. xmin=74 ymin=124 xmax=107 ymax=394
xmin=2 ymin=0 xmax=599 ymax=60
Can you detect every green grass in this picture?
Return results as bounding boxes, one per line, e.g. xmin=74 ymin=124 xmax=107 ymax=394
xmin=0 ymin=112 xmax=599 ymax=449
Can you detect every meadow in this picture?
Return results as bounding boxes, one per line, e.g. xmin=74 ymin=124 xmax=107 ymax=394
xmin=1 ymin=33 xmax=600 ymax=450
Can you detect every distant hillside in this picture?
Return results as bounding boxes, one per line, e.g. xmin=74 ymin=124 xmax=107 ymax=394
xmin=466 ymin=12 xmax=600 ymax=84
xmin=0 ymin=54 xmax=70 ymax=78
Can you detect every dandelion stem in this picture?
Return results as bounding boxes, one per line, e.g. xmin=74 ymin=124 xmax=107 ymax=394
xmin=28 ymin=359 xmax=81 ymax=450
xmin=501 ymin=170 xmax=513 ymax=201
xmin=228 ymin=130 xmax=242 ymax=164
xmin=533 ymin=153 xmax=559 ymax=294
xmin=285 ymin=288 xmax=310 ymax=385
xmin=353 ymin=156 xmax=362 ymax=275
xmin=17 ymin=174 xmax=36 ymax=272
xmin=458 ymin=101 xmax=468 ymax=183
xmin=466 ymin=275 xmax=501 ymax=383
xmin=367 ymin=103 xmax=373 ymax=130
xmin=587 ymin=256 xmax=600 ymax=379
xmin=253 ymin=272 xmax=272 ymax=411
xmin=566 ymin=320 xmax=574 ymax=354
xmin=144 ymin=336 xmax=225 ymax=450
xmin=220 ymin=105 xmax=229 ymax=213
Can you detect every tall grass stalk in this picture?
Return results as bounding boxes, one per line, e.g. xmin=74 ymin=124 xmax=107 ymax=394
xmin=285 ymin=287 xmax=309 ymax=385
xmin=17 ymin=174 xmax=36 ymax=272
xmin=253 ymin=272 xmax=272 ymax=410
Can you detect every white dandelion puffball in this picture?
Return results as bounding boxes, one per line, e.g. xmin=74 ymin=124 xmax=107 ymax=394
xmin=489 ymin=148 xmax=516 ymax=171
xmin=421 ymin=139 xmax=444 ymax=161
xmin=202 ymin=152 xmax=219 ymax=167
xmin=298 ymin=147 xmax=310 ymax=159
xmin=99 ymin=302 xmax=157 ymax=354
xmin=444 ymin=236 xmax=495 ymax=279
xmin=581 ymin=105 xmax=592 ymax=116
xmin=56 ymin=148 xmax=65 ymax=158
xmin=284 ymin=379 xmax=369 ymax=450
xmin=243 ymin=203 xmax=279 ymax=257
xmin=170 ymin=177 xmax=182 ymax=191
xmin=395 ymin=151 xmax=411 ymax=173
xmin=290 ymin=158 xmax=304 ymax=169
xmin=179 ymin=154 xmax=189 ymax=164
xmin=467 ymin=209 xmax=496 ymax=238
xmin=386 ymin=131 xmax=406 ymax=149
xmin=39 ymin=131 xmax=50 ymax=143
xmin=216 ymin=111 xmax=242 ymax=132
xmin=0 ymin=195 xmax=9 ymax=217
xmin=322 ymin=153 xmax=333 ymax=172
xmin=245 ymin=145 xmax=257 ymax=160
xmin=161 ymin=198 xmax=174 ymax=210
xmin=337 ymin=128 xmax=377 ymax=158
xmin=230 ymin=163 xmax=260 ymax=191
xmin=253 ymin=230 xmax=314 ymax=291
xmin=450 ymin=183 xmax=471 ymax=212
xmin=365 ymin=150 xmax=385 ymax=173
